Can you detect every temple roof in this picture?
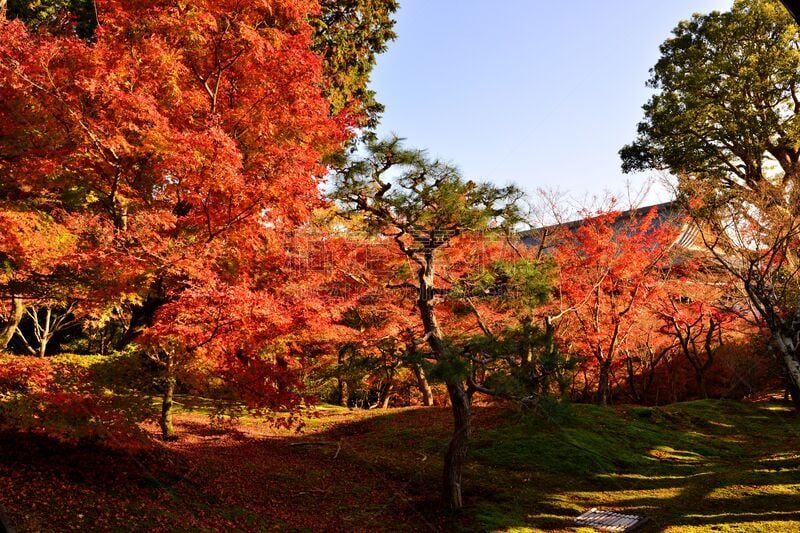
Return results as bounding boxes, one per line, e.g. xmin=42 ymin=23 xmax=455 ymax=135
xmin=519 ymin=201 xmax=708 ymax=258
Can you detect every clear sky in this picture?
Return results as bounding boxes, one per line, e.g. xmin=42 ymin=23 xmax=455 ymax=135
xmin=369 ymin=0 xmax=735 ymax=207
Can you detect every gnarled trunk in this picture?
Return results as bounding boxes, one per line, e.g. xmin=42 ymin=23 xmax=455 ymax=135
xmin=744 ymin=287 xmax=800 ymax=410
xmin=417 ymin=253 xmax=473 ymax=510
xmin=443 ymin=379 xmax=471 ymax=510
xmin=775 ymin=332 xmax=800 ymax=409
xmin=0 ymin=296 xmax=24 ymax=350
xmin=380 ymin=384 xmax=393 ymax=409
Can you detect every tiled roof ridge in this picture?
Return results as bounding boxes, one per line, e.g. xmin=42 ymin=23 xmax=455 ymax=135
xmin=521 ymin=200 xmax=683 ymax=237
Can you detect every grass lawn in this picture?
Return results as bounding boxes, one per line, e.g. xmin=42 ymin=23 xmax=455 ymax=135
xmin=1 ymin=398 xmax=799 ymax=531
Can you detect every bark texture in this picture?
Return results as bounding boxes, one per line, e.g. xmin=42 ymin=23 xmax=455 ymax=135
xmin=417 ymin=252 xmax=472 ymax=510
xmin=160 ymin=377 xmax=177 ymax=440
xmin=0 ymin=296 xmax=24 ymax=350
xmin=413 ymin=363 xmax=434 ymax=406
xmin=443 ymin=380 xmax=471 ymax=510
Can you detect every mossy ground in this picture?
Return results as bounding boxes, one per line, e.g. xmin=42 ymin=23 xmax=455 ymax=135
xmin=459 ymin=399 xmax=800 ymax=531
xmin=2 ymin=399 xmax=799 ymax=531
xmin=311 ymin=399 xmax=800 ymax=531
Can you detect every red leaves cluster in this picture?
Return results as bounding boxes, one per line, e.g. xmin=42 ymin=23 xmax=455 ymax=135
xmin=550 ymin=206 xmax=677 ymax=364
xmin=0 ymin=356 xmax=54 ymax=394
xmin=0 ymin=0 xmax=353 ymax=420
xmin=541 ymin=203 xmax=773 ymax=402
xmin=0 ymin=355 xmax=151 ymax=445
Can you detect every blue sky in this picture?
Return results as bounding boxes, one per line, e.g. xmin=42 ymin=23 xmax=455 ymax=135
xmin=370 ymin=0 xmax=734 ymax=206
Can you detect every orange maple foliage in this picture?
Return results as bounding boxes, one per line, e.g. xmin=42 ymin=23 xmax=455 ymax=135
xmin=548 ymin=204 xmax=678 ymax=405
xmin=0 ymin=0 xmax=351 ymax=435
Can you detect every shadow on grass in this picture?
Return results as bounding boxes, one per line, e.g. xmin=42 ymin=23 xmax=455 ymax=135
xmin=1 ymin=399 xmax=800 ymax=531
xmin=455 ymin=400 xmax=800 ymax=532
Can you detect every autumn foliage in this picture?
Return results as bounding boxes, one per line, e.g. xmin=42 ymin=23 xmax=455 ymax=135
xmin=0 ymin=353 xmax=151 ymax=445
xmin=0 ymin=0 xmax=796 ymax=528
xmin=0 ymin=0 xmax=354 ymax=439
xmin=0 ymin=0 xmax=783 ymax=464
xmin=536 ymin=202 xmax=774 ymax=405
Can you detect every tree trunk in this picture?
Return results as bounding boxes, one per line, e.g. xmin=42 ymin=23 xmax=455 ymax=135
xmin=788 ymin=379 xmax=800 ymax=408
xmin=380 ymin=386 xmax=393 ymax=409
xmin=117 ymin=282 xmax=167 ymax=348
xmin=774 ymin=332 xmax=800 ymax=409
xmin=671 ymin=367 xmax=678 ymax=404
xmin=443 ymin=379 xmax=471 ymax=510
xmin=413 ymin=250 xmax=473 ymax=510
xmin=696 ymin=371 xmax=708 ymax=399
xmin=0 ymin=296 xmax=24 ymax=350
xmin=338 ymin=378 xmax=349 ymax=407
xmin=597 ymin=362 xmax=611 ymax=406
xmin=625 ymin=354 xmax=642 ymax=403
xmin=160 ymin=377 xmax=177 ymax=440
xmin=413 ymin=363 xmax=434 ymax=406
xmin=37 ymin=308 xmax=52 ymax=358
xmin=337 ymin=345 xmax=349 ymax=407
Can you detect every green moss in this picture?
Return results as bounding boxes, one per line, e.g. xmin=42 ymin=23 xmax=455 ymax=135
xmin=460 ymin=401 xmax=800 ymax=531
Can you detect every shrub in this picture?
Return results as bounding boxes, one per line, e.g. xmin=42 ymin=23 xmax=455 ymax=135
xmin=0 ymin=353 xmax=154 ymax=446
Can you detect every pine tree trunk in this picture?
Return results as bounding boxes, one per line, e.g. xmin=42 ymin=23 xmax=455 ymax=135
xmin=413 ymin=363 xmax=434 ymax=406
xmin=417 ymin=251 xmax=471 ymax=510
xmin=0 ymin=296 xmax=24 ymax=350
xmin=160 ymin=377 xmax=177 ymax=440
xmin=774 ymin=332 xmax=800 ymax=410
xmin=443 ymin=379 xmax=471 ymax=510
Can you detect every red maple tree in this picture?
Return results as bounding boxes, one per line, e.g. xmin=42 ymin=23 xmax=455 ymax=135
xmin=0 ymin=0 xmax=350 ymax=438
xmin=549 ymin=203 xmax=678 ymax=405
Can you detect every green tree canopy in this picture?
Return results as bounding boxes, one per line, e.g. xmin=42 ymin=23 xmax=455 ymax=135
xmin=333 ymin=136 xmax=522 ymax=241
xmin=620 ymin=0 xmax=800 ymax=198
xmin=311 ymin=0 xmax=398 ymax=132
xmin=4 ymin=0 xmax=96 ymax=38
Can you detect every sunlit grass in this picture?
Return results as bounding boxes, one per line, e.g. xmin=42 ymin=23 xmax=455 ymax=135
xmin=758 ymin=452 xmax=800 ymax=462
xmin=567 ymin=487 xmax=683 ymax=503
xmin=646 ymin=446 xmax=705 ymax=463
xmin=664 ymin=522 xmax=800 ymax=533
xmin=706 ymin=484 xmax=800 ymax=499
xmin=456 ymin=400 xmax=800 ymax=531
xmin=595 ymin=471 xmax=714 ymax=482
xmin=135 ymin=397 xmax=800 ymax=531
